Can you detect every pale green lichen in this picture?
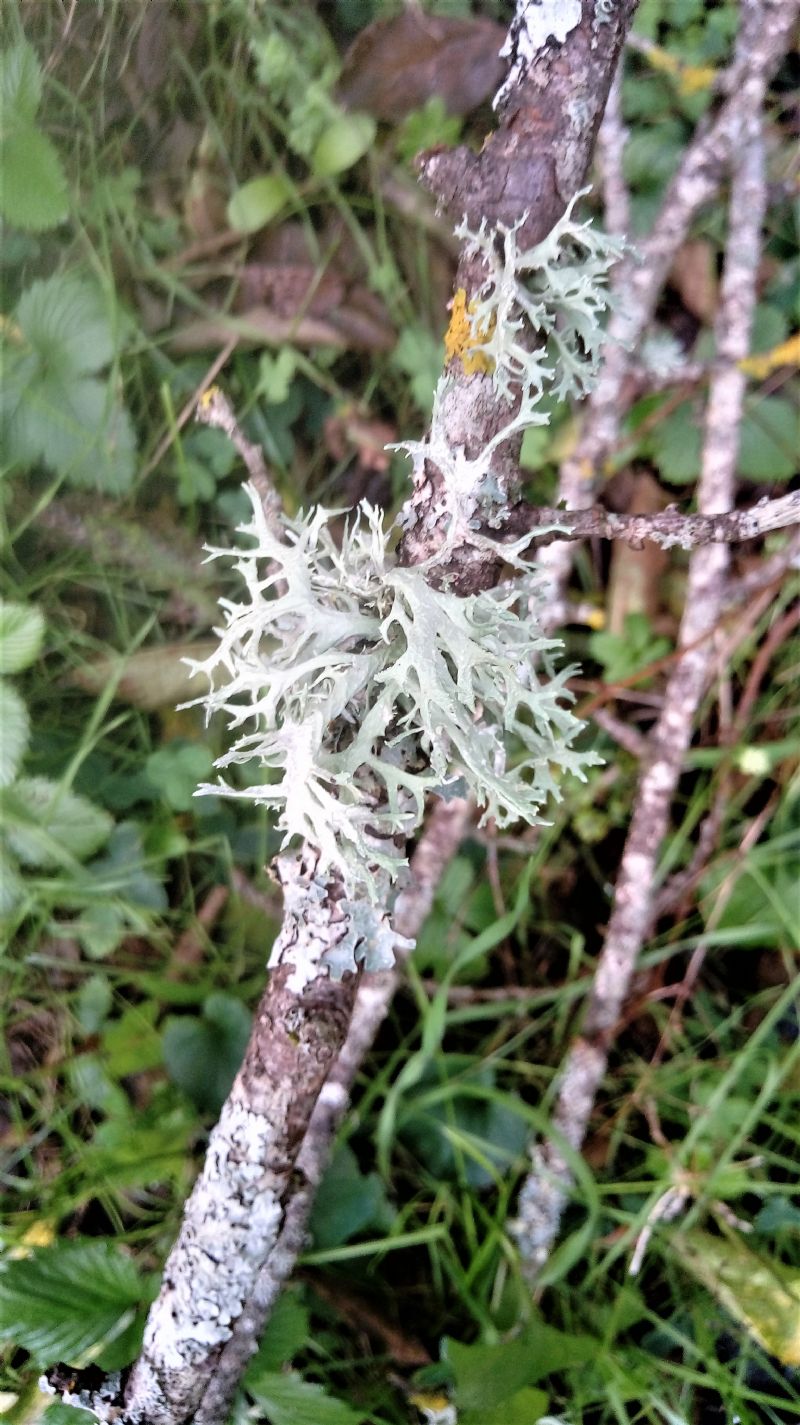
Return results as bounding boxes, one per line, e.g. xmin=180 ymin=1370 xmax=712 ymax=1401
xmin=184 ymin=492 xmax=596 ymax=910
xmin=188 ymin=194 xmax=623 ymax=972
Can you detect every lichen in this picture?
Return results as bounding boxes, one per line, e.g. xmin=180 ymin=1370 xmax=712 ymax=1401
xmin=184 ymin=491 xmax=596 ymax=908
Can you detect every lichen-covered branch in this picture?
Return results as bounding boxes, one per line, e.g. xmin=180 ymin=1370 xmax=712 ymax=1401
xmin=193 ymin=797 xmax=471 ymax=1425
xmin=401 ymin=0 xmax=637 ymax=588
xmin=513 ymin=113 xmax=768 ymax=1282
xmin=538 ymin=0 xmax=799 ymax=601
xmin=506 ymin=489 xmax=800 ymax=548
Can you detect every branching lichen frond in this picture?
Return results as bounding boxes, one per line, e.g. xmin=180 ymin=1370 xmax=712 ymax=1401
xmin=396 ymin=193 xmax=625 ymax=553
xmin=184 ymin=488 xmax=597 ymax=917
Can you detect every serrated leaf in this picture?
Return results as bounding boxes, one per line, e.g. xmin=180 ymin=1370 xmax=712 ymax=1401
xmin=0 ymin=599 xmax=45 ymax=674
xmin=4 ymin=372 xmax=136 ymax=491
xmin=1 ymin=39 xmax=43 ymax=123
xmin=0 ymin=1240 xmax=148 ymax=1366
xmin=3 ymin=776 xmax=112 ymax=868
xmin=247 ymin=1370 xmax=363 ymax=1425
xmin=0 ymin=843 xmax=24 ymax=916
xmin=162 ymin=993 xmax=251 ymax=1114
xmin=0 ymin=125 xmax=68 ymax=231
xmin=16 ymin=276 xmax=116 ymax=376
xmin=0 ymin=680 xmax=29 ymax=786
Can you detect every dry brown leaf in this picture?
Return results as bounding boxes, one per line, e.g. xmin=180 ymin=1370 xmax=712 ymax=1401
xmin=338 ymin=12 xmax=506 ymax=123
xmin=69 ymin=641 xmax=221 ymax=712
xmin=606 ymin=470 xmax=671 ymax=635
xmin=670 ymin=239 xmax=719 ymax=324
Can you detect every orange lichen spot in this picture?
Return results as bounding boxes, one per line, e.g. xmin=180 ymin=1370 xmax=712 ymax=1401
xmin=443 ymin=287 xmax=495 ymax=376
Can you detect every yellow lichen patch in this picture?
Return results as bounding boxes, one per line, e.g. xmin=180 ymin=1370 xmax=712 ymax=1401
xmin=443 ymin=287 xmax=495 ymax=376
xmin=640 ymin=42 xmax=716 ymax=96
xmin=739 ymin=333 xmax=800 ymax=379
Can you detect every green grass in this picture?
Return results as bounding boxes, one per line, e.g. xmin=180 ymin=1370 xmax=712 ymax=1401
xmin=1 ymin=0 xmax=799 ymax=1422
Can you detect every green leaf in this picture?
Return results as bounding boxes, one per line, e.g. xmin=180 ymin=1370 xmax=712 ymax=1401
xmin=102 ymin=1001 xmax=162 ymax=1077
xmin=309 ymin=1144 xmax=395 ymax=1249
xmin=648 ymin=400 xmax=702 ymax=484
xmin=88 ymin=822 xmax=168 ymax=912
xmin=0 ymin=843 xmax=24 ymax=916
xmin=244 ymin=1290 xmax=309 ymax=1379
xmin=447 ymin=1320 xmax=597 ymax=1411
xmin=0 ymin=1240 xmax=148 ymax=1365
xmin=3 ymin=370 xmax=136 ymax=491
xmin=144 ymin=741 xmax=215 ymax=811
xmin=396 ymin=96 xmax=462 ymax=163
xmin=392 ymin=326 xmax=442 ymax=415
xmin=0 ymin=125 xmax=68 ymax=230
xmin=75 ymin=974 xmax=113 ymax=1034
xmin=227 ymin=173 xmax=293 ymax=233
xmin=16 ymin=276 xmax=117 ymax=376
xmin=0 ymin=680 xmax=29 ymax=786
xmin=162 ymin=992 xmax=251 ymax=1114
xmin=247 ymin=1371 xmax=363 ymax=1425
xmin=0 ymin=599 xmax=45 ymax=674
xmin=738 ymin=397 xmax=797 ymax=482
xmin=310 ymin=112 xmax=376 ymax=176
xmin=1 ymin=39 xmax=43 ymax=123
xmin=3 ymin=777 xmax=112 ymax=868
xmin=463 ymin=1387 xmax=549 ymax=1425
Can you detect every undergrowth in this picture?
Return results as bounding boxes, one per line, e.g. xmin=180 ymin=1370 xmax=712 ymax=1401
xmin=0 ymin=1 xmax=798 ymax=1423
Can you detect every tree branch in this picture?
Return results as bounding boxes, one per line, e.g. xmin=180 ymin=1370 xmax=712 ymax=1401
xmin=505 ymin=490 xmax=800 ymax=549
xmin=514 ymin=107 xmax=769 ymax=1282
xmin=193 ymin=798 xmax=471 ymax=1425
xmin=537 ymin=0 xmax=799 ymax=601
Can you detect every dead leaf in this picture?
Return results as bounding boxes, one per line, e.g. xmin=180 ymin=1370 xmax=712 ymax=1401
xmin=69 ymin=641 xmax=222 ymax=711
xmin=670 ymin=239 xmax=718 ymax=324
xmin=674 ymin=1229 xmax=800 ymax=1366
xmin=606 ymin=470 xmax=670 ymax=635
xmin=338 ymin=12 xmax=506 ymax=123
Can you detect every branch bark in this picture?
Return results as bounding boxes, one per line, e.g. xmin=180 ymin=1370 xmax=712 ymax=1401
xmin=514 ymin=107 xmax=769 ymax=1282
xmin=193 ymin=798 xmax=471 ymax=1425
xmin=505 ymin=489 xmax=800 ymax=548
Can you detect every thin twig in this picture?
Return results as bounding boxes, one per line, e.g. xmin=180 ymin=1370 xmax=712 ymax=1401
xmin=596 ymin=71 xmax=630 ymax=237
xmin=506 ymin=490 xmax=800 ymax=549
xmin=513 ymin=111 xmax=769 ymax=1283
xmin=195 ymin=385 xmax=283 ymax=534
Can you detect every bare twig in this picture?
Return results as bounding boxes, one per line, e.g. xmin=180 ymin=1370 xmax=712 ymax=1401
xmin=537 ymin=0 xmax=799 ymax=604
xmin=193 ymin=799 xmax=471 ymax=1425
xmin=514 ymin=111 xmax=769 ymax=1283
xmin=596 ymin=71 xmax=630 ymax=238
xmin=195 ymin=385 xmax=283 ymax=534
